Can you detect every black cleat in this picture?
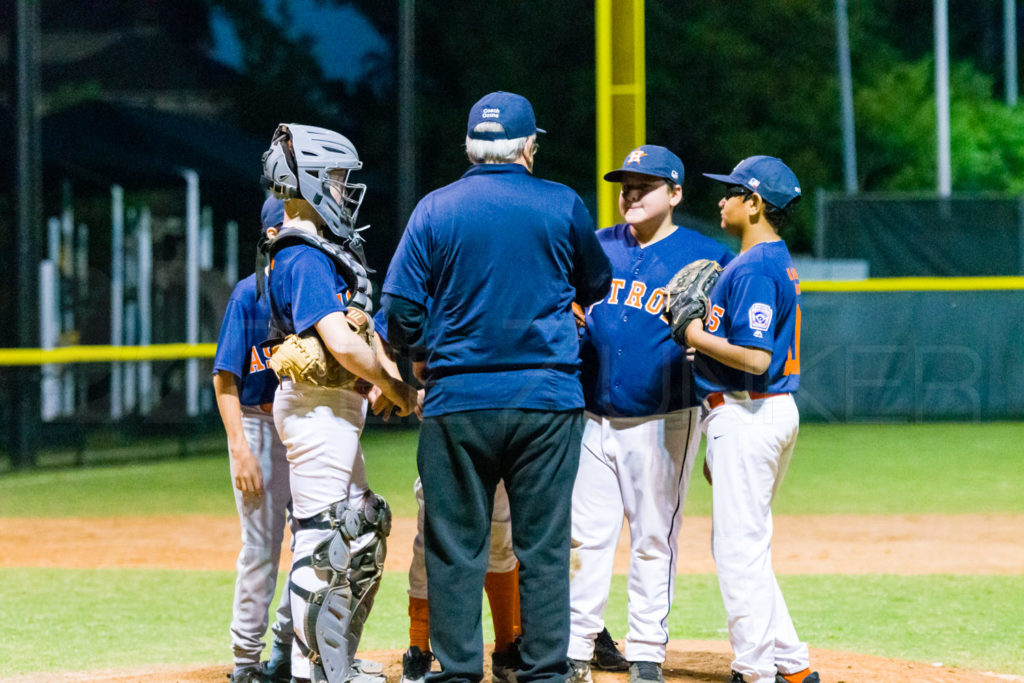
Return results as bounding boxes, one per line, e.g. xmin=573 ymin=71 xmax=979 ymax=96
xmin=591 ymin=628 xmax=629 ymax=672
xmin=401 ymin=646 xmax=435 ymax=683
xmin=629 ymin=661 xmax=663 ymax=683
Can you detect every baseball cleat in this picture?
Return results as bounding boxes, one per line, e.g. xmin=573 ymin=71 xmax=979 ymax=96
xmin=567 ymin=658 xmax=593 ymax=683
xmin=228 ymin=664 xmax=266 ymax=683
xmin=775 ymin=672 xmax=820 ymax=683
xmin=590 ymin=628 xmax=629 ymax=671
xmin=629 ymin=661 xmax=663 ymax=683
xmin=730 ymin=672 xmax=744 ymax=683
xmin=262 ymin=642 xmax=291 ymax=683
xmin=491 ymin=643 xmax=524 ymax=683
xmin=400 ymin=646 xmax=434 ymax=683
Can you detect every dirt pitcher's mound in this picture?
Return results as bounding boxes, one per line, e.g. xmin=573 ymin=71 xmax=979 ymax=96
xmin=2 ymin=643 xmax=1021 ymax=683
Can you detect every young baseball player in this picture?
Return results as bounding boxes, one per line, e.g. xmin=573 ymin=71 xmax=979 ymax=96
xmin=261 ymin=123 xmax=419 ymax=683
xmin=370 ymin=309 xmax=523 ymax=683
xmin=683 ymin=156 xmax=819 ymax=683
xmin=568 ymin=145 xmax=732 ymax=683
xmin=402 ymin=478 xmax=522 ymax=683
xmin=213 ymin=196 xmax=294 ymax=683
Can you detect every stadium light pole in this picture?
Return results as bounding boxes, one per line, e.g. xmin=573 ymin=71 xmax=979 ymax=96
xmin=1006 ymin=0 xmax=1018 ymax=106
xmin=13 ymin=0 xmax=42 ymax=467
xmin=397 ymin=0 xmax=416 ymax=235
xmin=935 ymin=0 xmax=952 ymax=197
xmin=836 ymin=0 xmax=858 ymax=194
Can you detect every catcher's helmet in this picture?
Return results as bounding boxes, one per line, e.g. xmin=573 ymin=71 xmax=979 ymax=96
xmin=261 ymin=123 xmax=367 ymax=244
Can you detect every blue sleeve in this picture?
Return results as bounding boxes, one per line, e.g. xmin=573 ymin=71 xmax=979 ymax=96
xmin=213 ymin=287 xmax=249 ymax=378
xmin=383 ymin=200 xmax=433 ymax=305
xmin=289 ymin=250 xmax=347 ymax=334
xmin=372 ymin=307 xmax=389 ymax=345
xmin=570 ymin=196 xmax=613 ymax=306
xmin=724 ymin=273 xmax=778 ymax=352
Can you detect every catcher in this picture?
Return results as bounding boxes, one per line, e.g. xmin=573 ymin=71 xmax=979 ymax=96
xmin=260 ymin=123 xmax=419 ymax=683
xmin=569 ymin=145 xmax=731 ymax=683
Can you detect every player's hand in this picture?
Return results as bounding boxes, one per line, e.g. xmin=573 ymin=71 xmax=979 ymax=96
xmin=415 ymin=388 xmax=425 ymax=420
xmin=702 ymin=457 xmax=712 ymax=486
xmin=383 ymin=377 xmax=420 ymax=418
xmin=412 ymin=361 xmax=427 ymax=384
xmin=231 ymin=447 xmax=264 ymax=495
xmin=369 ymin=385 xmax=399 ymax=421
xmin=571 ymin=302 xmax=587 ymax=330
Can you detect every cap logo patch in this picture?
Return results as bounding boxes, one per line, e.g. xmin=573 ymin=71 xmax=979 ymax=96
xmin=749 ymin=178 xmax=761 ymax=188
xmin=748 ymin=303 xmax=773 ymax=338
xmin=794 ymin=186 xmax=801 ymax=193
xmin=482 ymin=107 xmax=500 ymax=119
xmin=626 ymin=149 xmax=648 ymax=165
xmin=671 ymin=170 xmax=679 ymax=179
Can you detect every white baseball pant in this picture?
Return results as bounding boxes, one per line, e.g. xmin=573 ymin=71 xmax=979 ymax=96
xmin=407 ymin=476 xmax=516 ymax=600
xmin=273 ymin=379 xmax=371 ymax=680
xmin=568 ymin=408 xmax=700 ymax=663
xmin=230 ymin=407 xmax=293 ymax=667
xmin=703 ymin=393 xmax=807 ymax=683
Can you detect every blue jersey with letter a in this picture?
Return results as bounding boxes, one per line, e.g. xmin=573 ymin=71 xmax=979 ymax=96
xmin=581 ymin=224 xmax=733 ymax=416
xmin=693 ymin=241 xmax=801 ymax=398
xmin=267 ymin=244 xmax=350 ymax=337
xmin=212 ymin=273 xmax=278 ymax=406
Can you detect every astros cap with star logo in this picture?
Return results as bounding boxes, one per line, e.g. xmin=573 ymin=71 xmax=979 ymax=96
xmin=603 ymin=145 xmax=685 ymax=185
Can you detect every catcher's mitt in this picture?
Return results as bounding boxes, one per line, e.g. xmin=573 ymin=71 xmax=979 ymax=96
xmin=268 ymin=309 xmax=375 ymax=389
xmin=665 ymin=259 xmax=723 ymax=346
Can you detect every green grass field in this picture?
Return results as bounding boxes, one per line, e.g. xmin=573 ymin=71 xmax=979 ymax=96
xmin=1 ymin=422 xmax=1022 ymax=676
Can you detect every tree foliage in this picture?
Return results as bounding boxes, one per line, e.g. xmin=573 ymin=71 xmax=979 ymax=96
xmin=857 ymin=57 xmax=1024 ymax=193
xmin=216 ymin=0 xmax=1024 ymax=254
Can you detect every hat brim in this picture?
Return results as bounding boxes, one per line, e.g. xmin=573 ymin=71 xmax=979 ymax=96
xmin=467 ymin=126 xmax=547 ymax=141
xmin=603 ymin=168 xmax=675 ymax=183
xmin=702 ymin=172 xmax=741 ymax=185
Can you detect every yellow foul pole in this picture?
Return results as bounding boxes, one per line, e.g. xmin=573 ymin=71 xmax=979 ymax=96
xmin=596 ymin=0 xmax=646 ymax=229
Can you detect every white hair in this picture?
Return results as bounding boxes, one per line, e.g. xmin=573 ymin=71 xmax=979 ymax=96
xmin=465 ymin=123 xmax=534 ymax=164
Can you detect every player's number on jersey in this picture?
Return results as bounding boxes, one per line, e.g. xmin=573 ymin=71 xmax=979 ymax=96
xmin=707 ymin=305 xmax=724 ymax=333
xmin=783 ymin=304 xmax=801 ymax=376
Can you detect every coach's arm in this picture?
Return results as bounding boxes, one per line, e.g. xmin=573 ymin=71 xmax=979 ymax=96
xmin=570 ymin=197 xmax=613 ymax=306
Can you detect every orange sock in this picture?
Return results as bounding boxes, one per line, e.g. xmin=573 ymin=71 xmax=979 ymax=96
xmin=511 ymin=563 xmax=522 ymax=638
xmin=484 ymin=566 xmax=520 ymax=652
xmin=409 ymin=596 xmax=430 ymax=651
xmin=778 ymin=668 xmax=812 ymax=683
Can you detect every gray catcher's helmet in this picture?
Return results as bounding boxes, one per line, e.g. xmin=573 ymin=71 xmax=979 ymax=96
xmin=261 ymin=123 xmax=367 ymax=244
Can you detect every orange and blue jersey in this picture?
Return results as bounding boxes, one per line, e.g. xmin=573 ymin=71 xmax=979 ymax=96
xmin=581 ymin=223 xmax=732 ymax=417
xmin=693 ymin=240 xmax=801 ymax=398
xmin=212 ymin=273 xmax=278 ymax=406
xmin=267 ymin=244 xmax=351 ymax=337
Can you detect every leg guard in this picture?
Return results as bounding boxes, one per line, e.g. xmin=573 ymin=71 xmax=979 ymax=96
xmin=345 ymin=493 xmax=391 ymax=658
xmin=298 ymin=494 xmax=391 ymax=683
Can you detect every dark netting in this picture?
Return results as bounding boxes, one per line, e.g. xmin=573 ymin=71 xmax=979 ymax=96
xmin=820 ymin=194 xmax=1024 ymax=277
xmin=797 ymin=290 xmax=1024 ymax=422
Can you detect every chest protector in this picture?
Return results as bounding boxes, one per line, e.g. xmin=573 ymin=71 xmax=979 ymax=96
xmin=259 ymin=227 xmax=374 ymax=336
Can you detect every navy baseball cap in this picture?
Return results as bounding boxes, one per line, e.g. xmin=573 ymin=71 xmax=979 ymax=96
xmin=466 ymin=91 xmax=546 ymax=140
xmin=603 ymin=145 xmax=685 ymax=185
xmin=261 ymin=195 xmax=285 ymax=231
xmin=703 ymin=156 xmax=801 ymax=209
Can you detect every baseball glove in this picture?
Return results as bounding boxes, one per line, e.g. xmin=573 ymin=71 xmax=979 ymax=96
xmin=665 ymin=259 xmax=723 ymax=346
xmin=268 ymin=309 xmax=376 ymax=389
